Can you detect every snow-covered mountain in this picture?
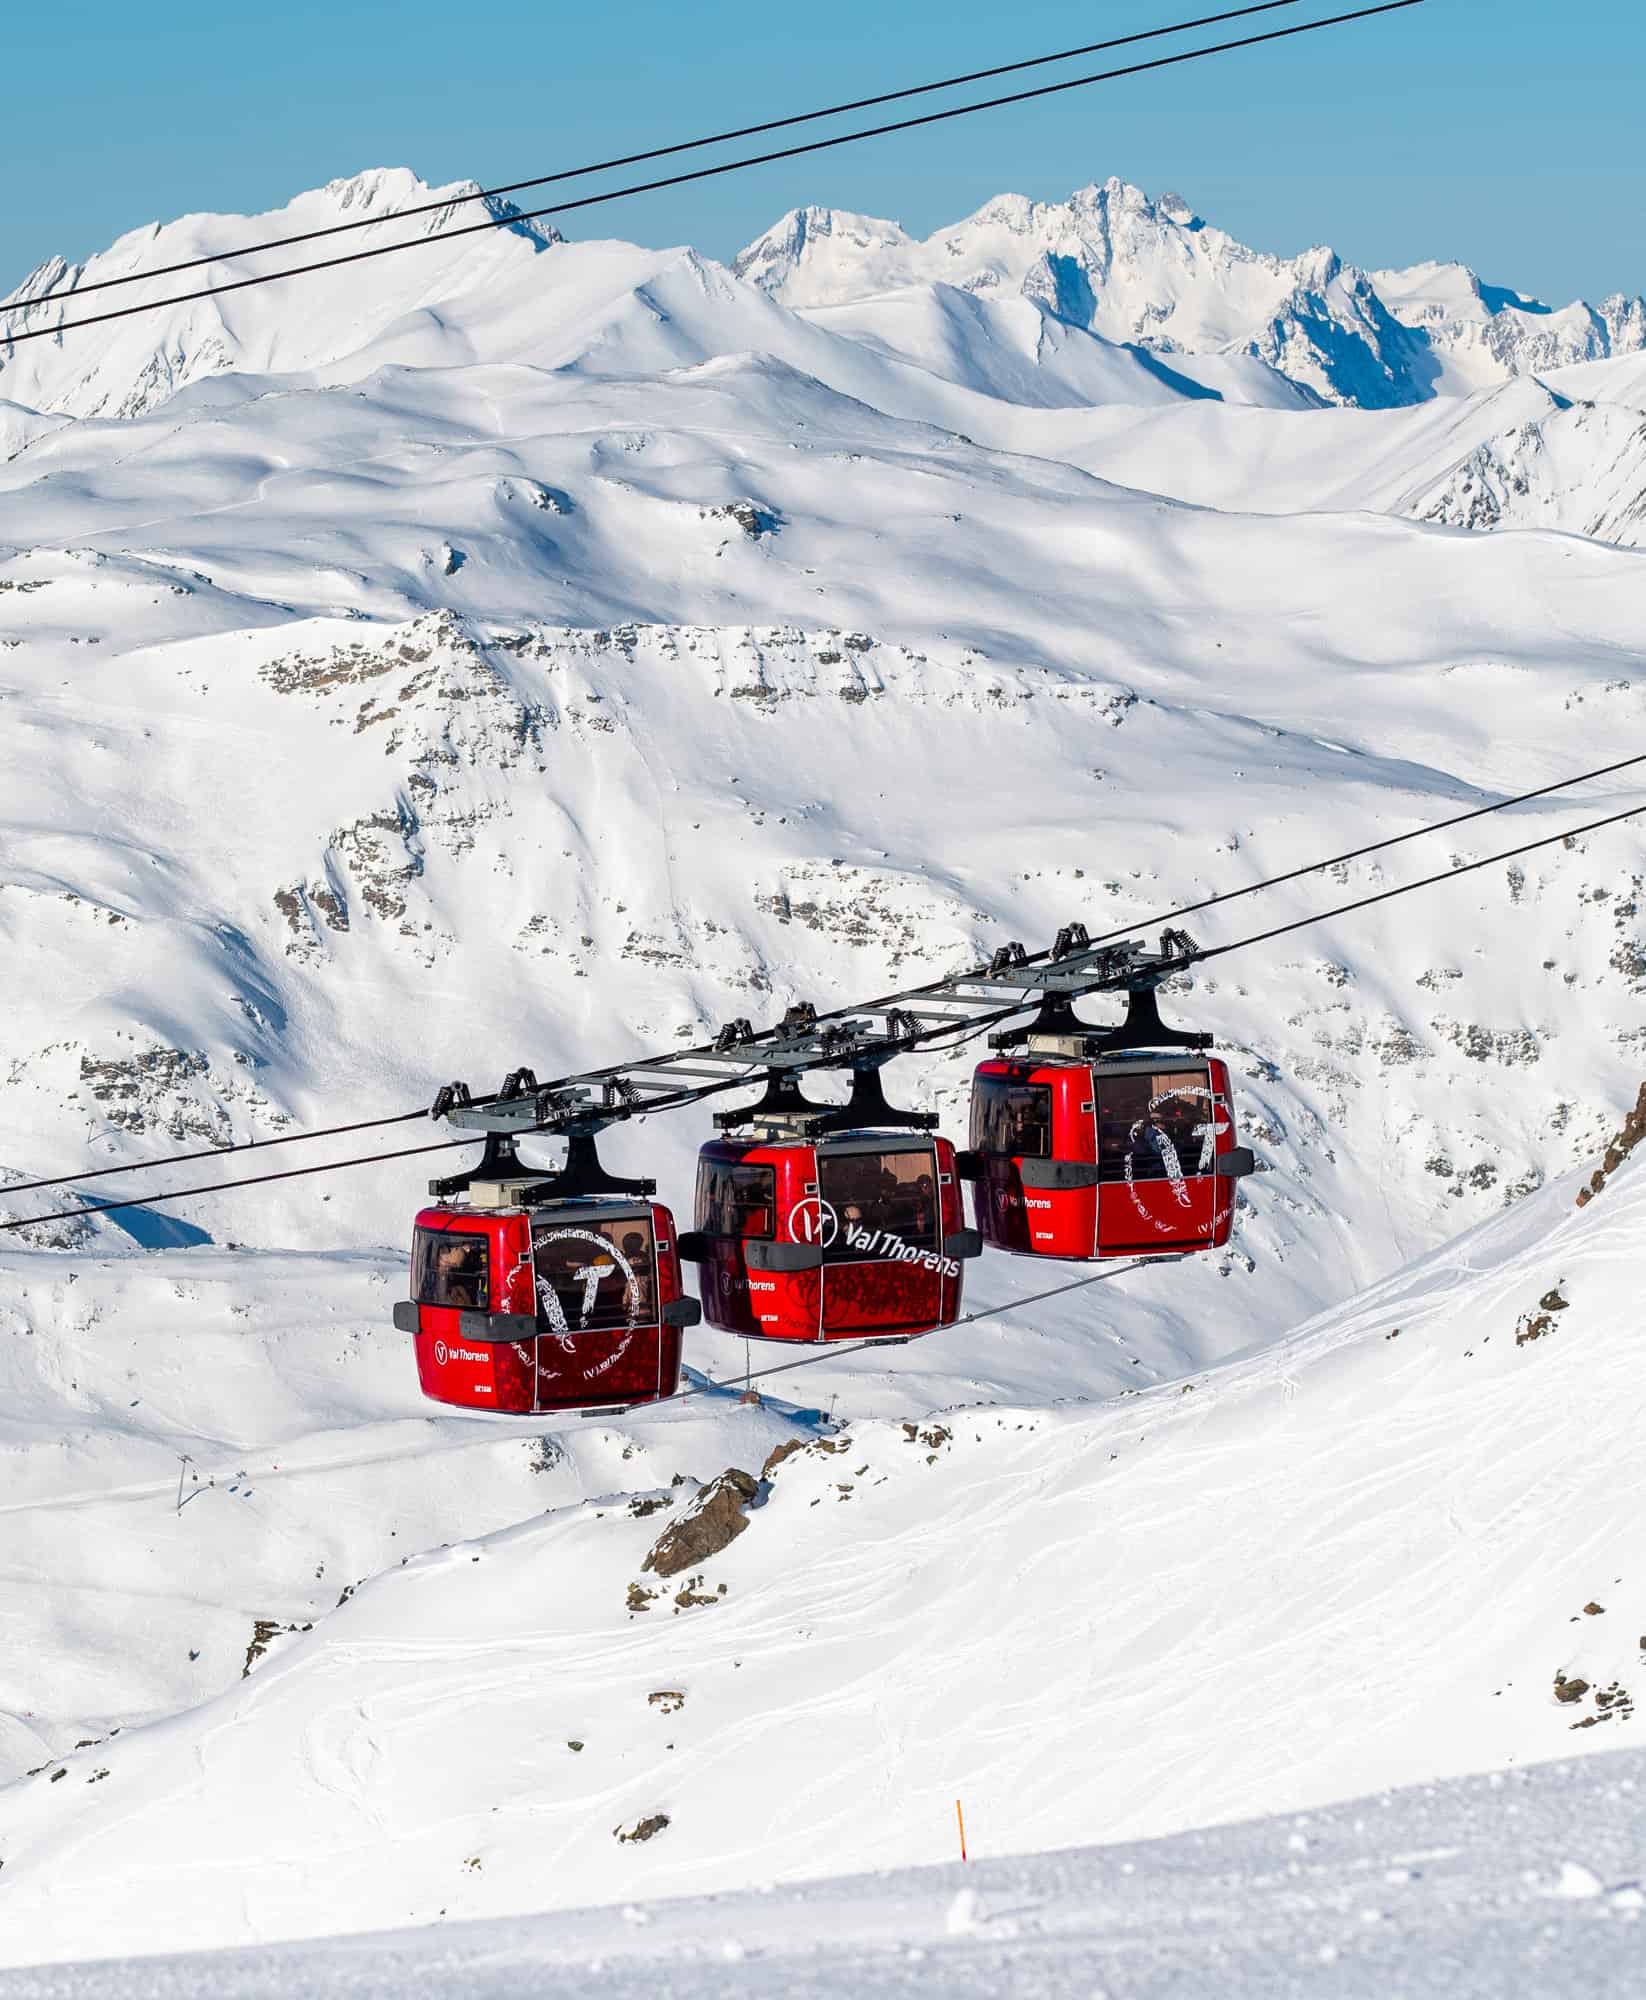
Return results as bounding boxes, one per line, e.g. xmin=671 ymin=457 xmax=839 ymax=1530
xmin=2 ymin=165 xmax=1645 ymax=1977
xmin=1373 ymin=258 xmax=1646 ymax=394
xmin=0 ymin=169 xmax=561 ymax=422
xmin=735 ymin=178 xmax=1646 ymax=408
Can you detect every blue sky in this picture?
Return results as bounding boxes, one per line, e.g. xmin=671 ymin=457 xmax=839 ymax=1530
xmin=4 ymin=1 xmax=1641 ymax=304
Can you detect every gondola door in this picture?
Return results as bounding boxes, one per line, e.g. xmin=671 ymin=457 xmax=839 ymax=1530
xmin=814 ymin=1139 xmax=949 ymax=1338
xmin=525 ymin=1202 xmax=671 ymax=1410
xmin=1093 ymin=1060 xmax=1229 ymax=1255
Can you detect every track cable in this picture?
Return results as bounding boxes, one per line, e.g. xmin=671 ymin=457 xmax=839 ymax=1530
xmin=1195 ymin=798 xmax=1646 ymax=965
xmin=6 ymin=3 xmax=1313 ymax=310
xmin=3 ymin=746 xmax=1640 ymax=1210
xmin=5 ymin=791 xmax=1640 ymax=1236
xmin=2 ymin=1136 xmax=474 ymax=1234
xmin=1 ymin=3 xmax=1424 ymax=348
xmin=1077 ymin=748 xmax=1646 ymax=954
xmin=0 ymin=1107 xmax=431 ymax=1199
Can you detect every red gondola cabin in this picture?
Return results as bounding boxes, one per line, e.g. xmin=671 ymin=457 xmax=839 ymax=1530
xmin=968 ymin=1053 xmax=1252 ymax=1260
xmin=684 ymin=1130 xmax=979 ymax=1343
xmin=394 ymin=1192 xmax=697 ymax=1414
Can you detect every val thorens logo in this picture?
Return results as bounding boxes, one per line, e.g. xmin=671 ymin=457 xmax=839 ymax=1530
xmin=434 ymin=1340 xmax=449 ymax=1366
xmin=787 ymin=1197 xmax=839 ymax=1248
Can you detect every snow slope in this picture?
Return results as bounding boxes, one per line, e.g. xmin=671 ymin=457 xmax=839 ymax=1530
xmin=0 ymin=402 xmax=66 ymax=464
xmin=3 ymin=345 xmax=1644 ymax=1296
xmin=1 ymin=1140 xmax=1642 ymax=1965
xmin=2 ymin=186 xmax=1645 ymax=1815
xmin=1 ymin=1748 xmax=1642 ymax=1996
xmin=2 ymin=164 xmax=1645 ymax=1974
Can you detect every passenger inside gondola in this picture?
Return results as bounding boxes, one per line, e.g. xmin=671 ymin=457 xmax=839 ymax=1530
xmin=820 ymin=1149 xmax=937 ymax=1256
xmin=696 ymin=1161 xmax=775 ymax=1240
xmin=969 ymin=1078 xmax=1051 ymax=1158
xmin=429 ymin=1236 xmax=485 ymax=1308
xmin=621 ymin=1229 xmax=656 ymax=1319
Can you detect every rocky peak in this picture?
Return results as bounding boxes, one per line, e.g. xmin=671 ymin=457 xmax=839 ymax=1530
xmin=736 ymin=176 xmax=1646 ymax=408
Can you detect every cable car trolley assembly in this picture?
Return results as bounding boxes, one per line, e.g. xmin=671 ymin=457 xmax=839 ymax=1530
xmin=11 ymin=757 xmax=1641 ymax=1411
xmin=396 ymin=923 xmax=1258 ymax=1404
xmin=394 ymin=1077 xmax=704 ymax=1417
xmin=964 ymin=929 xmax=1255 ymax=1261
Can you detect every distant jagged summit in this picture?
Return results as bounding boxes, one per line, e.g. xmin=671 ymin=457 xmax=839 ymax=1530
xmin=735 ymin=176 xmax=1646 ymax=408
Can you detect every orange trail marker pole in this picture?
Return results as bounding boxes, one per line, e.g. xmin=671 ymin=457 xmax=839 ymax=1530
xmin=956 ymin=1799 xmax=968 ymax=1862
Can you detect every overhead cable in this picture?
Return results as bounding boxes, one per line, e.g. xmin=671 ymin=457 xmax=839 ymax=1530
xmin=0 ymin=1108 xmax=430 ymax=1198
xmin=5 ymin=793 xmax=1637 ymax=1238
xmin=0 ymin=1137 xmax=475 ymax=1235
xmin=1198 ymin=799 xmax=1646 ymax=964
xmin=6 ymin=739 xmax=1638 ymax=1199
xmin=9 ymin=3 xmax=1311 ymax=308
xmin=1079 ymin=747 xmax=1646 ymax=953
xmin=0 ymin=3 xmax=1425 ymax=348
xmin=813 ymin=745 xmax=1646 ymax=1025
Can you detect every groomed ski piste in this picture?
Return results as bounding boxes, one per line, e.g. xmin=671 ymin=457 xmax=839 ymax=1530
xmin=2 ymin=166 xmax=1645 ymax=1988
xmin=0 ymin=1757 xmax=1640 ymax=1997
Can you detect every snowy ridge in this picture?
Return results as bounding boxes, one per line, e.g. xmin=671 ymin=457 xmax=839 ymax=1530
xmin=1403 ymin=398 xmax=1646 ymax=546
xmin=0 ymin=170 xmax=561 ymax=421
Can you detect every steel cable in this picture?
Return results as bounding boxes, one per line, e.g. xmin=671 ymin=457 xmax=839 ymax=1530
xmin=4 ymin=745 xmax=1639 ymax=1208
xmin=1 ymin=3 xmax=1424 ymax=348
xmin=6 ymin=3 xmax=1312 ymax=309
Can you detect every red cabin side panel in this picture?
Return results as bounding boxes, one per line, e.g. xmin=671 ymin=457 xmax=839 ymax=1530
xmin=817 ymin=1134 xmax=963 ymax=1338
xmin=695 ymin=1136 xmax=968 ymax=1345
xmin=1094 ymin=1059 xmax=1231 ymax=1257
xmin=529 ymin=1201 xmax=683 ymax=1410
xmin=971 ymin=1055 xmax=1246 ymax=1264
xmin=697 ymin=1144 xmax=819 ymax=1342
xmin=1207 ymin=1058 xmax=1238 ymax=1249
xmin=411 ymin=1210 xmax=538 ymax=1413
